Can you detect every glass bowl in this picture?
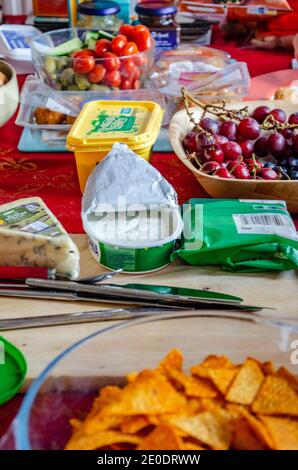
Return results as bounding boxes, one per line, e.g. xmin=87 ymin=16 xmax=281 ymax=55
xmin=3 ymin=312 xmax=297 ymax=450
xmin=30 ymin=28 xmax=155 ymax=92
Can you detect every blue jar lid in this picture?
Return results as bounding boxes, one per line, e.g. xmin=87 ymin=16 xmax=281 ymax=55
xmin=135 ymin=1 xmax=177 ymax=16
xmin=78 ymin=1 xmax=120 ymax=16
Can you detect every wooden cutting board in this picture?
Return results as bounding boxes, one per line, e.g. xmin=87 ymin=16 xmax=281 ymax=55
xmin=0 ymin=234 xmax=297 ymax=384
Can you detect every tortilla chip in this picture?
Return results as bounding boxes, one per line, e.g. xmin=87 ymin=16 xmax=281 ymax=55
xmin=90 ymin=386 xmax=121 ymax=415
xmin=101 ymin=370 xmax=186 ymax=417
xmin=259 ymin=416 xmax=298 ymax=450
xmin=252 ymin=375 xmax=298 ymax=416
xmin=276 ymin=366 xmax=298 ymax=393
xmin=137 ymin=425 xmax=183 ymax=450
xmin=168 ymin=368 xmax=218 ymax=398
xmin=191 ymin=355 xmax=235 ymax=379
xmin=65 ymin=430 xmax=140 ymax=450
xmin=232 ymin=419 xmax=265 ymax=450
xmin=182 ymin=440 xmax=207 ymax=450
xmin=121 ymin=415 xmax=150 ymax=434
xmin=226 ymin=358 xmax=264 ymax=405
xmin=229 ymin=404 xmax=275 ymax=449
xmin=168 ymin=411 xmax=232 ymax=450
xmin=207 ymin=368 xmax=239 ymax=395
xmin=260 ymin=361 xmax=275 ymax=376
xmin=159 ymin=349 xmax=183 ymax=372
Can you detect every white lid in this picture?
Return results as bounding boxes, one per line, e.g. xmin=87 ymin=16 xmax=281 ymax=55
xmin=0 ymin=25 xmax=40 ymax=62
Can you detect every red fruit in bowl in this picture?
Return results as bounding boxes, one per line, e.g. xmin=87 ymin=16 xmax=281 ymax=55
xmin=221 ymin=141 xmax=242 ymax=161
xmin=246 ymin=158 xmax=263 ymax=173
xmin=259 ymin=168 xmax=279 ymax=180
xmin=288 ymin=112 xmax=298 ymax=125
xmin=203 ymin=145 xmax=224 ymax=164
xmin=238 ymin=117 xmax=261 ymax=140
xmin=182 ymin=131 xmax=198 ymax=153
xmin=196 ymin=132 xmax=215 ymax=151
xmin=267 ymin=132 xmax=286 ymax=157
xmin=239 ymin=140 xmax=254 ymax=159
xmin=199 ymin=117 xmax=220 ymax=135
xmin=270 ymin=108 xmax=286 ymax=123
xmin=294 ymin=134 xmax=298 ymax=152
xmin=233 ymin=164 xmax=251 ymax=180
xmin=219 ymin=121 xmax=237 ymax=140
xmin=251 ymin=105 xmax=271 ymax=123
xmin=201 ymin=161 xmax=221 ymax=173
xmin=215 ymin=134 xmax=229 ymax=146
xmin=254 ymin=135 xmax=268 ymax=157
xmin=214 ymin=167 xmax=235 ymax=179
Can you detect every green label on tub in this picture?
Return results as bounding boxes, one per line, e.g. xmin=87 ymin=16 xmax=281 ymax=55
xmin=87 ymin=114 xmax=136 ymax=135
xmin=101 ymin=245 xmax=136 ymax=271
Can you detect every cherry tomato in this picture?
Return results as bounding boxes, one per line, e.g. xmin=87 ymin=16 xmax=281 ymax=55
xmin=73 ymin=55 xmax=95 ymax=74
xmin=103 ymin=52 xmax=121 ymax=71
xmin=87 ymin=64 xmax=106 ymax=83
xmin=121 ymin=58 xmax=137 ymax=77
xmin=132 ymin=67 xmax=141 ymax=80
xmin=120 ymin=77 xmax=132 ymax=90
xmin=105 ymin=70 xmax=121 ymax=88
xmin=133 ymin=53 xmax=148 ymax=67
xmin=111 ymin=34 xmax=127 ymax=56
xmin=122 ymin=42 xmax=139 ymax=56
xmin=133 ymin=79 xmax=141 ymax=90
xmin=95 ymin=38 xmax=111 ymax=57
xmin=119 ymin=24 xmax=134 ymax=40
xmin=132 ymin=24 xmax=150 ymax=37
xmin=134 ymin=30 xmax=153 ymax=52
xmin=72 ymin=49 xmax=96 ymax=58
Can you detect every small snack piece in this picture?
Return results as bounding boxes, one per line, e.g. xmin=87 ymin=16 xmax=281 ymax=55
xmin=274 ymin=86 xmax=298 ymax=102
xmin=65 ymin=351 xmax=298 ymax=450
xmin=258 ymin=416 xmax=298 ymax=450
xmin=225 ymin=358 xmax=264 ymax=405
xmin=34 ymin=107 xmax=77 ymax=126
xmin=252 ymin=375 xmax=298 ymax=416
xmin=0 ymin=71 xmax=8 ymax=87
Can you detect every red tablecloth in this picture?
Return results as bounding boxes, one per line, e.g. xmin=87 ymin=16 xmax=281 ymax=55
xmin=0 ymin=33 xmax=296 ymax=443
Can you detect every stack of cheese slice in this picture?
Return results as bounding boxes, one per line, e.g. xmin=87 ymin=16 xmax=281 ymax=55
xmin=0 ymin=197 xmax=80 ymax=279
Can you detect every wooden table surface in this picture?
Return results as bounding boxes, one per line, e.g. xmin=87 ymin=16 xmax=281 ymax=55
xmin=0 ymin=235 xmax=297 ymax=384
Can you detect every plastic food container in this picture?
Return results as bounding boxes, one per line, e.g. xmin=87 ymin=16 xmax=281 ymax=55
xmin=30 ymin=28 xmax=155 ymax=91
xmin=0 ymin=25 xmax=41 ymax=75
xmin=82 ymin=207 xmax=183 ymax=273
xmin=67 ymin=100 xmax=164 ymax=192
xmin=1 ymin=313 xmax=297 ymax=450
xmin=0 ymin=60 xmax=19 ymax=128
xmin=76 ymin=1 xmax=122 ymax=31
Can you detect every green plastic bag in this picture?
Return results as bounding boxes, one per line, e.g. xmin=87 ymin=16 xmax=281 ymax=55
xmin=174 ymin=199 xmax=298 ymax=273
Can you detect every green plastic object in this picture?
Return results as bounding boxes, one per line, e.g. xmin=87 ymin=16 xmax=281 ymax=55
xmin=174 ymin=199 xmax=298 ymax=273
xmin=0 ymin=336 xmax=27 ymax=405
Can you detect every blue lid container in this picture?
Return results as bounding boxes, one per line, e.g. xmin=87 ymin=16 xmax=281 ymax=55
xmin=78 ymin=1 xmax=120 ymax=16
xmin=135 ymin=1 xmax=178 ymax=16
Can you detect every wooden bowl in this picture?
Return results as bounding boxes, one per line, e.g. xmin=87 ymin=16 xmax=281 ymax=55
xmin=169 ymin=99 xmax=298 ymax=214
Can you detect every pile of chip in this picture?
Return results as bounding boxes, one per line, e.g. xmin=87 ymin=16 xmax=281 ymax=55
xmin=66 ymin=350 xmax=298 ymax=450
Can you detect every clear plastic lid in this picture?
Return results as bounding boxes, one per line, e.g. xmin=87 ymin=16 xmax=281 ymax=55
xmin=0 ymin=25 xmax=41 ymax=62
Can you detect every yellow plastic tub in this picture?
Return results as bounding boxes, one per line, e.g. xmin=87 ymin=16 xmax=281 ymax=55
xmin=67 ymin=100 xmax=164 ymax=192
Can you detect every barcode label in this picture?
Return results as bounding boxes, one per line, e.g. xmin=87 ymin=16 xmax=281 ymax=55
xmin=233 ymin=213 xmax=298 ymax=240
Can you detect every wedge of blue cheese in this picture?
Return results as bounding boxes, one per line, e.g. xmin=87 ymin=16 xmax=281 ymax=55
xmin=0 ymin=197 xmax=80 ymax=278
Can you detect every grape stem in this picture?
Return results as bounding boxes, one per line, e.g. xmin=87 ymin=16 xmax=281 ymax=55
xmin=181 ymin=87 xmax=249 ymax=122
xmin=262 ymin=115 xmax=298 ymax=131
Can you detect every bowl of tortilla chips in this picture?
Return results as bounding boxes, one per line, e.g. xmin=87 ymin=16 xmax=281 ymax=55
xmin=8 ymin=313 xmax=298 ymax=450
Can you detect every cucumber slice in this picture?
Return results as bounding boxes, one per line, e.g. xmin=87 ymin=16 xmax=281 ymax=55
xmin=97 ymin=30 xmax=114 ymax=40
xmin=49 ymin=37 xmax=84 ymax=56
xmin=85 ymin=31 xmax=99 ymax=43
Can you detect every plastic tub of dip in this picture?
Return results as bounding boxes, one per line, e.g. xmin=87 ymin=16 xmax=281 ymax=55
xmin=67 ymin=100 xmax=164 ymax=193
xmin=82 ymin=207 xmax=183 ymax=273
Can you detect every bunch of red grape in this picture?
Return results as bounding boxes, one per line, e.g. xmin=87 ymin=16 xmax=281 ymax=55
xmin=182 ymin=106 xmax=298 ymax=181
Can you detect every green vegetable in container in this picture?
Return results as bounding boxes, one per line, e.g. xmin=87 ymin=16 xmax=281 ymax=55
xmin=60 ymin=67 xmax=75 ymax=86
xmin=174 ymin=199 xmax=298 ymax=273
xmin=74 ymin=73 xmax=91 ymax=90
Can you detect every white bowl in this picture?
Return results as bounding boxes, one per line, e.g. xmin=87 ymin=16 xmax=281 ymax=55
xmin=0 ymin=60 xmax=19 ymax=127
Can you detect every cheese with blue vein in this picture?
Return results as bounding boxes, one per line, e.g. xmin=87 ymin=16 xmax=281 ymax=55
xmin=0 ymin=197 xmax=80 ymax=278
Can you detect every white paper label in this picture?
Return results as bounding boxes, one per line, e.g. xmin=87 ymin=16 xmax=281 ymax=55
xmin=45 ymin=97 xmax=71 ymax=116
xmin=233 ymin=213 xmax=298 ymax=240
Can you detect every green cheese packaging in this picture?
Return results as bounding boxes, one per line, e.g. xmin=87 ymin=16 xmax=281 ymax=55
xmin=174 ymin=199 xmax=298 ymax=272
